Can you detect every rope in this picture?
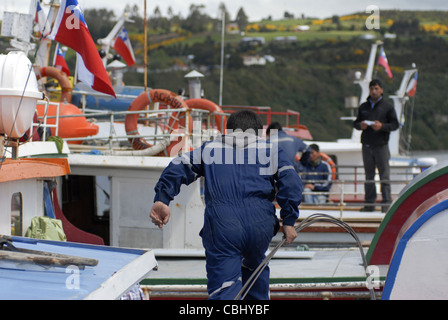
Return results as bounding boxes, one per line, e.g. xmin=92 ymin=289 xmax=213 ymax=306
xmin=234 ymin=213 xmax=376 ymax=300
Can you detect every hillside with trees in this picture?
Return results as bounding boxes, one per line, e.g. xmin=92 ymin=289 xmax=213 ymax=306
xmin=1 ymin=4 xmax=447 ymax=150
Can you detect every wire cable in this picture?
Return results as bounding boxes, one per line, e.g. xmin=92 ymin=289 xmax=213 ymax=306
xmin=235 ymin=213 xmax=376 ymax=300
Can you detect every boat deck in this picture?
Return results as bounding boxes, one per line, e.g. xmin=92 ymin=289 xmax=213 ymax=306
xmin=143 ymin=208 xmax=387 ymax=300
xmin=144 ymin=247 xmax=387 ymax=299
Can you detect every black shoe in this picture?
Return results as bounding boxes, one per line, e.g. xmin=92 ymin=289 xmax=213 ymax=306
xmin=360 ymin=206 xmax=375 ymax=212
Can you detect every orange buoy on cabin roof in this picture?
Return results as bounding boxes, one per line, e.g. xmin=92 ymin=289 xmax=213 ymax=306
xmin=36 ymin=102 xmax=99 ymax=144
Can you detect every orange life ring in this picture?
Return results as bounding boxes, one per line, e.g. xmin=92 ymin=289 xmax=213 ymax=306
xmin=320 ymin=152 xmax=337 ymax=181
xmin=36 ymin=66 xmax=72 ymax=103
xmin=185 ymin=98 xmax=227 ymax=133
xmin=125 ymin=89 xmax=190 ymax=156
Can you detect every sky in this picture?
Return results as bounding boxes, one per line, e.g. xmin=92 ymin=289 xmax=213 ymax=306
xmin=4 ymin=0 xmax=448 ymax=21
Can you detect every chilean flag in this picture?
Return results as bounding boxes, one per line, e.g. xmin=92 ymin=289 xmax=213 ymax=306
xmin=377 ymin=47 xmax=393 ymax=79
xmin=48 ymin=0 xmax=116 ymax=97
xmin=113 ymin=27 xmax=136 ymax=66
xmin=406 ymin=72 xmax=418 ymax=97
xmin=35 ymin=1 xmax=51 ymax=37
xmin=53 ymin=44 xmax=70 ymax=76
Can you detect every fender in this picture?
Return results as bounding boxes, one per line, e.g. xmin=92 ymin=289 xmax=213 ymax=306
xmin=185 ymin=98 xmax=227 ymax=133
xmin=125 ymin=89 xmax=190 ymax=156
xmin=320 ymin=152 xmax=337 ymax=181
xmin=36 ymin=66 xmax=73 ymax=103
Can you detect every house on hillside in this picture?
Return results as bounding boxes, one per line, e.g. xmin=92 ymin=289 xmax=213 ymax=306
xmin=243 ymin=55 xmax=275 ymax=66
xmin=241 ymin=37 xmax=266 ymax=46
xmin=274 ymin=36 xmax=297 ymax=43
xmin=227 ymin=23 xmax=240 ymax=34
xmin=294 ymin=25 xmax=310 ymax=32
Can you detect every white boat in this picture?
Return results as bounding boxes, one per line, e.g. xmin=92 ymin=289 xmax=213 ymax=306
xmin=0 ymin=50 xmax=156 ymax=300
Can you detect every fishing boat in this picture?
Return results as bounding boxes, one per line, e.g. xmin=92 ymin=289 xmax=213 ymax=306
xmin=0 ymin=42 xmax=156 ymax=301
xmin=2 ymin=0 xmax=447 ymax=300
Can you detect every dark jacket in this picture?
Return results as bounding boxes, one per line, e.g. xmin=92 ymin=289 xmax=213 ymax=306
xmin=353 ymin=96 xmax=399 ymax=146
xmin=301 ymin=159 xmax=332 ymax=192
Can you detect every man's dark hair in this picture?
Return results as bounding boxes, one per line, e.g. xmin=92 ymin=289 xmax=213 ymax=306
xmin=369 ymin=79 xmax=382 ymax=88
xmin=226 ymin=110 xmax=263 ymax=133
xmin=266 ymin=122 xmax=283 ymax=136
xmin=310 ymin=143 xmax=320 ymax=152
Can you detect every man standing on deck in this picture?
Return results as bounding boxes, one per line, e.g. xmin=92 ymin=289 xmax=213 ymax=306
xmin=149 ymin=110 xmax=302 ymax=300
xmin=354 ymin=79 xmax=399 ymax=212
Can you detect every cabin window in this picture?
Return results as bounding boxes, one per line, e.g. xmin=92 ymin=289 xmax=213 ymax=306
xmin=11 ymin=192 xmax=23 ymax=236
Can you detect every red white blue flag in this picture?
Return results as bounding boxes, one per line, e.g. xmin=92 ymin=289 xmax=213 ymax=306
xmin=48 ymin=0 xmax=116 ymax=97
xmin=377 ymin=47 xmax=393 ymax=79
xmin=406 ymin=71 xmax=418 ymax=97
xmin=53 ymin=44 xmax=70 ymax=76
xmin=113 ymin=27 xmax=136 ymax=66
xmin=35 ymin=1 xmax=51 ymax=36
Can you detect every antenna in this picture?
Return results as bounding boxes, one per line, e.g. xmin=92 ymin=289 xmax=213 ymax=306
xmin=1 ymin=11 xmax=35 ymax=55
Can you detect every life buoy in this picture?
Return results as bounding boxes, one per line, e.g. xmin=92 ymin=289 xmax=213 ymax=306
xmin=185 ymin=98 xmax=227 ymax=133
xmin=36 ymin=66 xmax=73 ymax=103
xmin=36 ymin=102 xmax=99 ymax=144
xmin=320 ymin=152 xmax=337 ymax=181
xmin=125 ymin=89 xmax=190 ymax=156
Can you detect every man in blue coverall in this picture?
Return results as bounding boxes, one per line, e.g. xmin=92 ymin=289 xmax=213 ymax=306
xmin=266 ymin=122 xmax=308 ymax=172
xmin=150 ymin=110 xmax=302 ymax=300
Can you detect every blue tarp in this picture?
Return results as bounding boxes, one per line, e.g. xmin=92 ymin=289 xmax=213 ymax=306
xmin=0 ymin=236 xmax=156 ymax=300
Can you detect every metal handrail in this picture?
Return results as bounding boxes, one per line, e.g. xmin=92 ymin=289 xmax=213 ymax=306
xmin=297 ymin=163 xmax=426 ymax=216
xmin=37 ymin=106 xmax=220 ymax=152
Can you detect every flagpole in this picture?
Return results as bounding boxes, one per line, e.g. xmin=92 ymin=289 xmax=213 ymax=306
xmin=219 ymin=11 xmax=225 ymax=106
xmin=144 ymin=0 xmax=148 ymax=91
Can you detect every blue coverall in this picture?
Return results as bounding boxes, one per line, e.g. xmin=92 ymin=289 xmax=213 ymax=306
xmin=154 ymin=132 xmax=302 ymax=300
xmin=267 ymin=130 xmax=308 ymax=172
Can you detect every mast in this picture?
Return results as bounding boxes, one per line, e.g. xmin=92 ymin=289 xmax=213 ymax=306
xmin=349 ymin=41 xmax=381 ymax=142
xmin=97 ymin=14 xmax=134 ymax=66
xmin=144 ymin=0 xmax=148 ymax=91
xmin=219 ymin=11 xmax=225 ymax=105
xmin=389 ymin=66 xmax=418 ymax=156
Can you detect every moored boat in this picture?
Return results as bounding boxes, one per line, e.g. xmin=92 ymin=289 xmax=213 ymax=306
xmin=2 ymin=0 xmax=447 ymax=301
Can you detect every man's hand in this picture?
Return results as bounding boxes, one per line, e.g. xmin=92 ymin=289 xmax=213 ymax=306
xmin=371 ymin=120 xmax=383 ymax=131
xmin=283 ymin=225 xmax=297 ymax=245
xmin=304 ymin=183 xmax=315 ymax=190
xmin=150 ymin=201 xmax=170 ymax=228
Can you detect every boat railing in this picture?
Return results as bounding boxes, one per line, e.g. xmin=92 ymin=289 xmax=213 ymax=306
xmin=32 ymin=103 xmax=427 ymax=218
xmin=34 ymin=104 xmax=228 ymax=154
xmin=297 ymin=164 xmax=426 ymax=217
xmin=30 ymin=99 xmax=60 ymax=141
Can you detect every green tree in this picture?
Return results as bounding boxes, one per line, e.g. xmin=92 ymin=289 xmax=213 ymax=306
xmin=236 ymin=7 xmax=249 ymax=32
xmin=182 ymin=4 xmax=210 ymax=33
